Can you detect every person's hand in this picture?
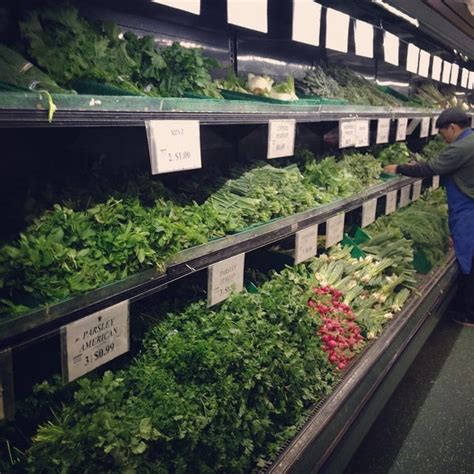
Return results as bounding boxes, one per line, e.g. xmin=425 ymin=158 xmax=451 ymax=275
xmin=384 ymin=164 xmax=398 ymax=174
xmin=448 ymin=235 xmax=454 ymax=248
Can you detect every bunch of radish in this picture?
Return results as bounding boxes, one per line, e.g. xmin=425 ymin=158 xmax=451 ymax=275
xmin=308 ymin=285 xmax=364 ymax=370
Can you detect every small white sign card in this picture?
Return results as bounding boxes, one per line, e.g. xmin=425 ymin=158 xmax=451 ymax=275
xmin=267 ymin=120 xmax=296 ymax=159
xmin=376 ymin=118 xmax=390 ymax=144
xmin=146 ymin=120 xmax=202 ymax=175
xmin=412 ymin=180 xmax=422 ymax=200
xmin=339 ymin=119 xmax=357 ymax=148
xmin=325 ymin=213 xmax=345 ymax=248
xmin=431 ymin=116 xmax=439 ymax=135
xmin=432 ymin=175 xmax=440 ymax=190
xmin=396 ymin=118 xmax=408 ymax=141
xmin=362 ymin=198 xmax=377 ymax=228
xmin=292 ymin=0 xmax=322 ymax=46
xmin=355 ymin=119 xmax=370 ymax=148
xmin=406 ymin=43 xmax=420 ymax=74
xmin=61 ymin=301 xmax=130 ymax=382
xmin=420 ymin=117 xmax=430 ymax=138
xmin=325 ymin=8 xmax=350 ymax=53
xmin=385 ymin=190 xmax=397 ymax=215
xmin=227 ymin=0 xmax=268 ymax=33
xmin=383 ymin=31 xmax=399 ymax=66
xmin=431 ymin=56 xmax=442 ymax=81
xmin=294 ymin=225 xmax=318 ymax=264
xmin=354 ymin=19 xmax=374 ymax=58
xmin=208 ymin=253 xmax=245 ymax=307
xmin=399 ymin=185 xmax=411 ymax=207
xmin=151 ymin=0 xmax=200 ymax=14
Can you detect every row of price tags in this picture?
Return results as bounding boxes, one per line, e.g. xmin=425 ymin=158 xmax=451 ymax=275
xmin=145 ymin=117 xmax=440 ymax=175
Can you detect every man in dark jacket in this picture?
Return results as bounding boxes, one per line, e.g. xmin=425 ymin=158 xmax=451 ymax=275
xmin=384 ymin=108 xmax=474 ymax=326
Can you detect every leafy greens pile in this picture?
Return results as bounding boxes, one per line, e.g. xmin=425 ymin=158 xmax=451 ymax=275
xmin=12 ymin=190 xmax=449 ymax=472
xmin=20 ymin=4 xmax=221 ymax=97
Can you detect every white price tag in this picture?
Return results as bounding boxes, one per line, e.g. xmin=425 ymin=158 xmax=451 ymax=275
xmin=471 ymin=115 xmax=474 ymax=128
xmin=412 ymin=180 xmax=422 ymax=200
xmin=399 ymin=185 xmax=411 ymax=208
xmin=383 ymin=31 xmax=399 ymax=66
xmin=355 ymin=119 xmax=370 ymax=148
xmin=469 ymin=72 xmax=474 ymax=90
xmin=292 ymin=0 xmax=322 ymax=46
xmin=396 ymin=118 xmax=408 ymax=141
xmin=146 ymin=120 xmax=201 ymax=175
xmin=431 ymin=56 xmax=442 ymax=81
xmin=151 ymin=0 xmax=200 ymax=14
xmin=339 ymin=119 xmax=357 ymax=148
xmin=420 ymin=117 xmax=430 ymax=138
xmin=294 ymin=225 xmax=318 ymax=264
xmin=325 ymin=213 xmax=345 ymax=248
xmin=432 ymin=175 xmax=440 ymax=190
xmin=461 ymin=68 xmax=469 ymax=89
xmin=376 ymin=118 xmax=390 ymax=144
xmin=61 ymin=301 xmax=129 ymax=382
xmin=418 ymin=49 xmax=430 ymax=78
xmin=385 ymin=190 xmax=397 ymax=215
xmin=431 ymin=116 xmax=439 ymax=135
xmin=450 ymin=64 xmax=460 ymax=86
xmin=227 ymin=0 xmax=268 ymax=32
xmin=442 ymin=61 xmax=451 ymax=84
xmin=325 ymin=8 xmax=350 ymax=53
xmin=362 ymin=198 xmax=377 ymax=228
xmin=354 ymin=20 xmax=374 ymax=58
xmin=406 ymin=43 xmax=419 ymax=74
xmin=208 ymin=254 xmax=245 ymax=307
xmin=267 ymin=120 xmax=296 ymax=159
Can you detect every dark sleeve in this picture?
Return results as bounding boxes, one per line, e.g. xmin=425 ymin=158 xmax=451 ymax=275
xmin=396 ymin=162 xmax=436 ymax=178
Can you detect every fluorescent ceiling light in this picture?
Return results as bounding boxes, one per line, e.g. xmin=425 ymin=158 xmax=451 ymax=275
xmin=372 ymin=0 xmax=420 ymax=28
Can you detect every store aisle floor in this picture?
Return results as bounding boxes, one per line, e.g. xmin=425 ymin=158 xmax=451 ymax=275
xmin=346 ymin=314 xmax=474 ymax=474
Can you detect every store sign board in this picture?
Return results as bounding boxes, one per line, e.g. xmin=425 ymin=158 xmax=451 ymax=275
xmin=267 ymin=120 xmax=296 ymax=159
xmin=227 ymin=0 xmax=268 ymax=33
xmin=450 ymin=64 xmax=460 ymax=86
xmin=355 ymin=119 xmax=370 ymax=148
xmin=442 ymin=61 xmax=451 ymax=84
xmin=339 ymin=119 xmax=357 ymax=148
xmin=431 ymin=56 xmax=442 ymax=81
xmin=146 ymin=120 xmax=201 ymax=174
xmin=292 ymin=0 xmax=322 ymax=46
xmin=294 ymin=225 xmax=318 ymax=264
xmin=418 ymin=49 xmax=430 ymax=78
xmin=385 ymin=190 xmax=397 ymax=215
xmin=354 ymin=19 xmax=374 ymax=58
xmin=325 ymin=213 xmax=345 ymax=248
xmin=432 ymin=175 xmax=440 ymax=190
xmin=362 ymin=198 xmax=377 ymax=228
xmin=326 ymin=8 xmax=350 ymax=53
xmin=461 ymin=68 xmax=469 ymax=89
xmin=151 ymin=0 xmax=200 ymax=14
xmin=399 ymin=185 xmax=411 ymax=207
xmin=376 ymin=118 xmax=390 ymax=144
xmin=61 ymin=301 xmax=129 ymax=382
xmin=406 ymin=43 xmax=419 ymax=74
xmin=396 ymin=118 xmax=408 ymax=141
xmin=383 ymin=31 xmax=399 ymax=66
xmin=412 ymin=180 xmax=422 ymax=200
xmin=431 ymin=116 xmax=439 ymax=135
xmin=208 ymin=254 xmax=245 ymax=307
xmin=420 ymin=117 xmax=430 ymax=138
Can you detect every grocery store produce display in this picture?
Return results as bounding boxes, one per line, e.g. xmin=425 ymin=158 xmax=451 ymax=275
xmin=0 ymin=146 xmax=389 ymax=317
xmin=1 ymin=189 xmax=448 ymax=473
